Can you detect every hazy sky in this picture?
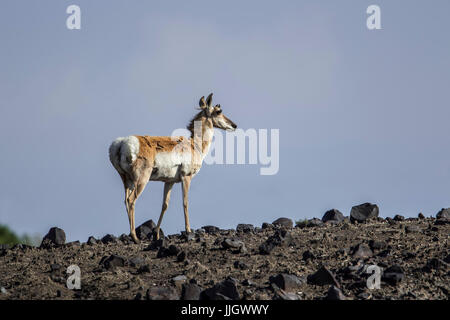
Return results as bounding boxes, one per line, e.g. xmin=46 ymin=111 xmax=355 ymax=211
xmin=1 ymin=1 xmax=449 ymax=242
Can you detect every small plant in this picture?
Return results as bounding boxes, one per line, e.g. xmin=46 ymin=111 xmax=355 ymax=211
xmin=0 ymin=224 xmax=41 ymax=246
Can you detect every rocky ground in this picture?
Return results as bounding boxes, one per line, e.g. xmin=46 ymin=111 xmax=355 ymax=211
xmin=0 ymin=204 xmax=449 ymax=300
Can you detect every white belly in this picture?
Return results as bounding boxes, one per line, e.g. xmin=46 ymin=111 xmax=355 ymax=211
xmin=150 ymin=152 xmax=200 ymax=182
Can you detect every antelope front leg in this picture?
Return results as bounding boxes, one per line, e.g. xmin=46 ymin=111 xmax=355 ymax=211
xmin=155 ymin=182 xmax=174 ymax=240
xmin=181 ymin=175 xmax=192 ymax=233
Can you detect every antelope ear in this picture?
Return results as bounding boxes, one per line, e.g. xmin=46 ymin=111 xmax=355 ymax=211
xmin=199 ymin=96 xmax=206 ymax=109
xmin=206 ymin=93 xmax=213 ymax=107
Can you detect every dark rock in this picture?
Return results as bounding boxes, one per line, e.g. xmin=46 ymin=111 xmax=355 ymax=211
xmin=326 ymin=285 xmax=346 ymax=300
xmin=144 ymin=239 xmax=166 ymax=251
xmin=233 ymin=260 xmax=248 ymax=270
xmin=423 ymin=258 xmax=448 ymax=272
xmin=242 ymin=279 xmax=255 ymax=286
xmin=434 ymin=218 xmax=450 ymax=225
xmin=202 ymin=225 xmax=220 ymax=234
xmin=393 ymin=214 xmax=405 ymax=221
xmin=274 ymin=290 xmax=301 ymax=300
xmin=168 ymin=245 xmax=180 ymax=255
xmin=177 ymin=251 xmax=187 ymax=262
xmin=180 ymin=232 xmax=194 ymax=242
xmin=350 ymin=203 xmax=379 ymax=223
xmin=182 ymin=283 xmax=202 ymax=300
xmin=307 ymin=266 xmax=340 ymax=287
xmin=436 ymin=208 xmax=450 ymax=220
xmin=137 ymin=265 xmax=151 ymax=273
xmin=135 ymin=220 xmax=157 ymax=240
xmin=157 ymin=245 xmax=180 ymax=258
xmin=272 ymin=217 xmax=293 ymax=228
xmin=444 ymin=255 xmax=450 ymax=264
xmin=195 ymin=228 xmax=206 ymax=235
xmin=87 ymin=236 xmax=98 ymax=245
xmin=101 ymin=234 xmax=117 ymax=244
xmin=306 ymin=218 xmax=324 ymax=227
xmin=261 ymin=222 xmax=272 ymax=229
xmin=129 ymin=256 xmax=145 ymax=267
xmin=368 ymin=240 xmax=387 ymax=251
xmin=386 ymin=217 xmax=396 ymax=225
xmin=101 ymin=255 xmax=126 ymax=269
xmin=382 ymin=265 xmax=404 ymax=285
xmin=119 ymin=233 xmax=132 ymax=243
xmin=322 ymin=209 xmax=345 ymax=223
xmin=405 ymin=225 xmax=422 ymax=234
xmin=40 ymin=227 xmax=66 ymax=247
xmin=418 ymin=213 xmax=425 ymax=219
xmin=222 ymin=238 xmax=246 ymax=252
xmin=352 ymin=243 xmax=373 ymax=259
xmin=259 ymin=229 xmax=293 ymax=255
xmin=134 ymin=292 xmax=143 ymax=300
xmin=269 ymin=273 xmax=304 ymax=292
xmin=156 ymin=247 xmax=170 ymax=258
xmin=135 ymin=225 xmax=152 ymax=240
xmin=50 ymin=263 xmax=61 ymax=272
xmin=146 ymin=287 xmax=179 ymax=300
xmin=378 ymin=249 xmax=391 ymax=258
xmin=201 ymin=278 xmax=240 ymax=300
xmin=302 ymin=250 xmax=316 ymax=261
xmin=402 ymin=251 xmax=416 ymax=260
xmin=236 ymin=224 xmax=254 ymax=233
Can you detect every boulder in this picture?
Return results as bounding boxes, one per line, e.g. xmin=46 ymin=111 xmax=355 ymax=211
xmin=201 ymin=278 xmax=240 ymax=300
xmin=86 ymin=236 xmax=98 ymax=245
xmin=272 ymin=217 xmax=293 ymax=228
xmin=436 ymin=208 xmax=450 ymax=220
xmin=269 ymin=274 xmax=304 ymax=292
xmin=236 ymin=224 xmax=254 ymax=233
xmin=322 ymin=209 xmax=345 ymax=223
xmin=382 ymin=265 xmax=404 ymax=285
xmin=222 ymin=238 xmax=246 ymax=253
xmin=101 ymin=234 xmax=117 ymax=244
xmin=182 ymin=283 xmax=202 ymax=300
xmin=100 ymin=255 xmax=126 ymax=269
xmin=350 ymin=203 xmax=379 ymax=223
xmin=307 ymin=266 xmax=340 ymax=287
xmin=259 ymin=229 xmax=293 ymax=255
xmin=202 ymin=225 xmax=220 ymax=234
xmin=351 ymin=243 xmax=373 ymax=259
xmin=325 ymin=285 xmax=346 ymax=300
xmin=306 ymin=218 xmax=324 ymax=228
xmin=40 ymin=227 xmax=66 ymax=247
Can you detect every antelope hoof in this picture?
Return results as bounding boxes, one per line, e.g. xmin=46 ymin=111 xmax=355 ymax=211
xmin=131 ymin=233 xmax=140 ymax=244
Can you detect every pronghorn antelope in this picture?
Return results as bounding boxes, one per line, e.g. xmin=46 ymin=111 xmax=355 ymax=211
xmin=109 ymin=93 xmax=237 ymax=243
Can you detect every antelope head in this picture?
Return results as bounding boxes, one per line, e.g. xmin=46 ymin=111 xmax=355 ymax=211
xmin=199 ymin=93 xmax=237 ymax=131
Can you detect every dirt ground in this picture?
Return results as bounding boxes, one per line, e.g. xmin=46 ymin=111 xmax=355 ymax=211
xmin=0 ymin=216 xmax=448 ymax=300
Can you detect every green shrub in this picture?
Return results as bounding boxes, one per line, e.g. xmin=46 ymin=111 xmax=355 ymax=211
xmin=0 ymin=224 xmax=41 ymax=246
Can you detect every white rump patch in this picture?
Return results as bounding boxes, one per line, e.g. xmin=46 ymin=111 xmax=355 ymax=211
xmin=109 ymin=135 xmax=140 ymax=174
